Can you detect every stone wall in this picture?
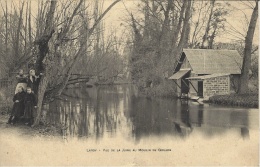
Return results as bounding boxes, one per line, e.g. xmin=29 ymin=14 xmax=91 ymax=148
xmin=203 ymin=75 xmax=230 ymax=97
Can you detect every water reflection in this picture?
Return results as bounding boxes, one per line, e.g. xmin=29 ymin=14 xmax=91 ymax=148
xmin=47 ymin=85 xmax=258 ymax=142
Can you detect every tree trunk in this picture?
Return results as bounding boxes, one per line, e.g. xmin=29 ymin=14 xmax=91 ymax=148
xmin=175 ymin=0 xmax=192 ymax=56
xmin=28 ymin=1 xmax=32 ymax=46
xmin=202 ymin=0 xmax=215 ymax=48
xmin=208 ymin=26 xmax=217 ymax=49
xmin=14 ymin=1 xmax=24 ymax=63
xmin=33 ymin=1 xmax=57 ymax=126
xmin=5 ymin=0 xmax=8 ymax=57
xmin=238 ymin=2 xmax=258 ymax=94
xmin=159 ymin=0 xmax=172 ymax=50
xmin=34 ymin=71 xmax=50 ymax=125
xmin=171 ymin=0 xmax=187 ymax=48
xmin=24 ymin=2 xmax=28 ymax=53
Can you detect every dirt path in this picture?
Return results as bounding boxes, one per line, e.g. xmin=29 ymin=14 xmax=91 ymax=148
xmin=0 ymin=114 xmax=67 ymax=166
xmin=0 ymin=113 xmax=61 ymax=138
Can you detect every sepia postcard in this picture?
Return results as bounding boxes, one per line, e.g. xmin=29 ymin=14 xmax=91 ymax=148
xmin=0 ymin=0 xmax=259 ymax=166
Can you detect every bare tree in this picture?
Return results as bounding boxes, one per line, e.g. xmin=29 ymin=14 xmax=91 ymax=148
xmin=33 ymin=0 xmax=121 ymax=125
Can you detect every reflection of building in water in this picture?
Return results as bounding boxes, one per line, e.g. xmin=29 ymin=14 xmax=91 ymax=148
xmin=47 ymin=85 xmax=253 ymax=142
xmin=173 ymin=101 xmax=190 ymax=137
xmin=195 ymin=107 xmax=250 ymax=138
xmin=241 ymin=127 xmax=250 ymax=139
xmin=129 ymin=98 xmax=203 ymax=142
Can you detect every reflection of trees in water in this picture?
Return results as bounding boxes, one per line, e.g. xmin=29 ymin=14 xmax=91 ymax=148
xmin=241 ymin=127 xmax=249 ymax=139
xmin=48 ymin=85 xmax=252 ymax=141
xmin=200 ymin=107 xmax=250 ymax=138
xmin=230 ymin=111 xmax=250 ymax=139
xmin=48 ymin=85 xmax=129 ymax=140
xmin=129 ymin=98 xmax=251 ymax=141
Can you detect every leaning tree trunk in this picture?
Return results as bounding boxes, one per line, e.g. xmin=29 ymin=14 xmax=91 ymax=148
xmin=33 ymin=1 xmax=57 ymax=126
xmin=33 ymin=0 xmax=121 ymax=126
xmin=238 ymin=2 xmax=258 ymax=94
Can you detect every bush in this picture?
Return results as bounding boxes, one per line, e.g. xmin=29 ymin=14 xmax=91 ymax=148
xmin=141 ymin=79 xmax=177 ymax=97
xmin=0 ymin=84 xmax=16 ymax=115
xmin=209 ymin=93 xmax=258 ymax=108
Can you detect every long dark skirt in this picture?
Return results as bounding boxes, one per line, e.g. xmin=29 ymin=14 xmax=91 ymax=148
xmin=24 ymin=102 xmax=34 ymax=119
xmin=11 ymin=102 xmax=25 ymax=117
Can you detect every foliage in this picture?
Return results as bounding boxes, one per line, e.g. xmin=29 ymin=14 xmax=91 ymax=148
xmin=129 ymin=0 xmax=192 ymax=96
xmin=209 ymin=93 xmax=258 ymax=108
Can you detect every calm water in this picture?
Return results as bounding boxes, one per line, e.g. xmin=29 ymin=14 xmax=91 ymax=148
xmin=48 ymin=85 xmax=259 ymax=142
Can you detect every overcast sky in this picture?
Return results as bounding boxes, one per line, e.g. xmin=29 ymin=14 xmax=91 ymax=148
xmin=2 ymin=0 xmax=259 ymax=45
xmin=103 ymin=0 xmax=259 ymax=45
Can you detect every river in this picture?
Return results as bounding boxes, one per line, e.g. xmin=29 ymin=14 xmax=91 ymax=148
xmin=1 ymin=84 xmax=259 ymax=166
xmin=47 ymin=85 xmax=258 ymax=142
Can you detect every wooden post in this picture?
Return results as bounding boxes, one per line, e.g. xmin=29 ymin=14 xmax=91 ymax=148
xmin=188 ymin=80 xmax=199 ymax=94
xmin=173 ymin=80 xmax=181 ymax=89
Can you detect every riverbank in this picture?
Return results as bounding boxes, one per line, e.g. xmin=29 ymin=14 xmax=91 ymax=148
xmin=0 ymin=109 xmax=62 ymax=138
xmin=208 ymin=93 xmax=258 ymax=108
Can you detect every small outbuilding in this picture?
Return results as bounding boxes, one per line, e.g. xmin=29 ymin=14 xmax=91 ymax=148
xmin=168 ymin=49 xmax=242 ymax=99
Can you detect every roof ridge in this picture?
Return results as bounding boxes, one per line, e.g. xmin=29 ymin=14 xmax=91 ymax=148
xmin=183 ymin=49 xmax=238 ymax=52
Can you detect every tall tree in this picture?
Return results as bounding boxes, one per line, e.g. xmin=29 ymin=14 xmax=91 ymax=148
xmin=238 ymin=1 xmax=258 ymax=94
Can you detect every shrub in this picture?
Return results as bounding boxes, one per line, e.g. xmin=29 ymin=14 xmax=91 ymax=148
xmin=209 ymin=93 xmax=258 ymax=108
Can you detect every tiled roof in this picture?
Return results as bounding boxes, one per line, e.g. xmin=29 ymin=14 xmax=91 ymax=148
xmin=182 ymin=49 xmax=242 ymax=74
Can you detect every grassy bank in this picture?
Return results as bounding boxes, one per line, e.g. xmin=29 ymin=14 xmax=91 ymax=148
xmin=209 ymin=93 xmax=258 ymax=108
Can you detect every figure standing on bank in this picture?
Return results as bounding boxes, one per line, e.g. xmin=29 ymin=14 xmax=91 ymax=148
xmin=7 ymin=86 xmax=26 ymax=124
xmin=23 ymin=87 xmax=37 ymax=126
xmin=27 ymin=69 xmax=42 ymax=94
xmin=15 ymin=69 xmax=28 ymax=94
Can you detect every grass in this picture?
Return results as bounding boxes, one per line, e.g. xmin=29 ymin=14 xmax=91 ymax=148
xmin=209 ymin=93 xmax=258 ymax=108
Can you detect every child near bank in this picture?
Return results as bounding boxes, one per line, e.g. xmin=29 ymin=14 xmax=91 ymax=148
xmin=23 ymin=87 xmax=37 ymax=126
xmin=7 ymin=86 xmax=26 ymax=124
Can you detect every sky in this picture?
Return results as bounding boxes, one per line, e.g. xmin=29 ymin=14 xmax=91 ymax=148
xmin=1 ymin=0 xmax=259 ymax=45
xmin=103 ymin=0 xmax=259 ymax=45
